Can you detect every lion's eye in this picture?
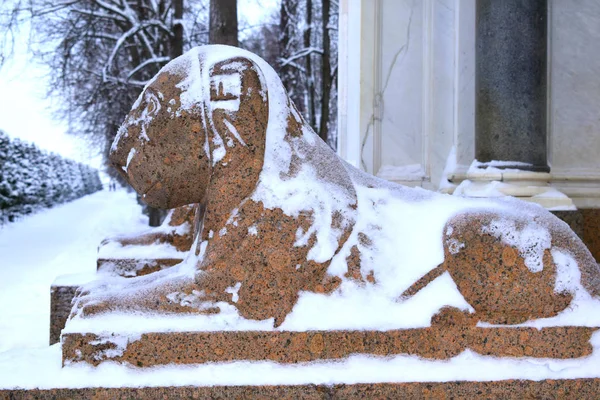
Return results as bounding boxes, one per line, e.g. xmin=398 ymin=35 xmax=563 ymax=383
xmin=144 ymin=92 xmax=161 ymax=116
xmin=147 ymin=100 xmax=156 ymax=114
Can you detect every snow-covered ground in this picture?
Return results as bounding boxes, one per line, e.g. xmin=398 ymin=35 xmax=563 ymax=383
xmin=0 ymin=189 xmax=146 ymax=352
xmin=0 ymin=189 xmax=600 ymax=390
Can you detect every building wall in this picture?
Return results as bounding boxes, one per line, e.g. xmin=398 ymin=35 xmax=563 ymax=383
xmin=337 ymin=0 xmax=600 ymax=207
xmin=549 ymin=0 xmax=600 ymax=207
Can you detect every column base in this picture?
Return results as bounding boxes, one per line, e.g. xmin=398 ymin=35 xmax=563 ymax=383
xmin=443 ymin=166 xmax=575 ymax=211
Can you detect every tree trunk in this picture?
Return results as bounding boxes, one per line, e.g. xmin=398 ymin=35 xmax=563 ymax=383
xmin=319 ymin=0 xmax=331 ymax=144
xmin=280 ymin=0 xmax=297 ymax=87
xmin=280 ymin=0 xmax=295 ymax=66
xmin=171 ymin=0 xmax=184 ymax=58
xmin=304 ymin=0 xmax=316 ymax=130
xmin=209 ymin=0 xmax=238 ymax=46
xmin=279 ymin=0 xmax=305 ymax=114
xmin=148 ymin=207 xmax=164 ymax=227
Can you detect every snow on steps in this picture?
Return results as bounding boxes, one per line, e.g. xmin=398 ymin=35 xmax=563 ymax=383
xmin=4 ymin=337 xmax=600 ymax=395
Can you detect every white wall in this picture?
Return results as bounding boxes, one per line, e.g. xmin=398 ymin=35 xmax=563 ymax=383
xmin=338 ymin=0 xmax=475 ymax=189
xmin=548 ymin=0 xmax=600 ymax=189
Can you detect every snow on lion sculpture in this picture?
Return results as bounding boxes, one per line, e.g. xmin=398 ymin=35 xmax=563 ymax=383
xmin=71 ymin=45 xmax=600 ymax=330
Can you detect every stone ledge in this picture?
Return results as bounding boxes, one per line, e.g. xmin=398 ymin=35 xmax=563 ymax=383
xmin=96 ymin=257 xmax=183 ymax=277
xmin=62 ymin=326 xmax=596 ymax=367
xmin=50 ymin=285 xmax=79 ymax=346
xmin=50 ymin=274 xmax=98 ymax=346
xmin=3 ymin=379 xmax=600 ymax=399
xmin=444 ymin=168 xmax=600 ymax=208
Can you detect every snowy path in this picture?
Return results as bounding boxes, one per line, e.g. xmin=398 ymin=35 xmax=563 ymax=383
xmin=0 ymin=190 xmax=146 ymax=352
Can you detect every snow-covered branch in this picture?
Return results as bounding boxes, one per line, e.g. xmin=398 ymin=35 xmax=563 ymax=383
xmin=29 ymin=1 xmax=82 ymax=17
xmin=82 ymin=32 xmax=120 ymax=41
xmin=70 ymin=8 xmax=126 ymax=22
xmin=92 ymin=0 xmax=130 ymax=21
xmin=102 ymin=23 xmax=143 ymax=82
xmin=127 ymin=56 xmax=170 ymax=79
xmin=120 ymin=1 xmax=158 ymax=60
xmin=101 ymin=15 xmax=175 ymax=81
xmin=279 ymin=47 xmax=324 ymax=67
xmin=283 ymin=60 xmax=306 ymax=73
xmin=85 ymin=67 xmax=149 ymax=87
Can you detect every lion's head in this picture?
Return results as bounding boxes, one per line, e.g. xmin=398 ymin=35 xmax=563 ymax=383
xmin=110 ymin=46 xmax=270 ymax=209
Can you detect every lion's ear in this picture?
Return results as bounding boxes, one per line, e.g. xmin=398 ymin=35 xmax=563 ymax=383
xmin=208 ymin=57 xmax=269 ymax=153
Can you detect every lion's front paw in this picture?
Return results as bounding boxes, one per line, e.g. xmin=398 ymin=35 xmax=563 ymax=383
xmin=72 ymin=298 xmax=113 ymax=318
xmin=69 ymin=278 xmax=129 ymax=320
xmin=68 ymin=272 xmax=216 ymax=320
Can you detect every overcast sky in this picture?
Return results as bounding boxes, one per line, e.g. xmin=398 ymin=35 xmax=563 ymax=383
xmin=0 ymin=0 xmax=279 ymax=169
xmin=0 ymin=21 xmax=92 ymax=165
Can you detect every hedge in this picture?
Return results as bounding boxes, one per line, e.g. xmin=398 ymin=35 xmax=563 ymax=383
xmin=0 ymin=130 xmax=103 ymax=223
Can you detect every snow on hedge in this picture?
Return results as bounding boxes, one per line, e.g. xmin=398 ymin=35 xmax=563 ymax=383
xmin=0 ymin=130 xmax=103 ymax=224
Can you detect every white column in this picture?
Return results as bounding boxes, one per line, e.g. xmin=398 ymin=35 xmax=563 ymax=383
xmin=337 ymin=0 xmax=375 ymax=171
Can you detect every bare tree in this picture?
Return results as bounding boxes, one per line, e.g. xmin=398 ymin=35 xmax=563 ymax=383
xmin=242 ymin=9 xmax=279 ymax=68
xmin=318 ymin=0 xmax=331 ymax=143
xmin=0 ymin=0 xmax=210 ymax=226
xmin=1 ymin=1 xmax=208 ymax=159
xmin=303 ymin=0 xmax=316 ymax=129
xmin=209 ymin=0 xmax=237 ymax=46
xmin=278 ymin=0 xmax=303 ymax=112
xmin=2 ymin=0 xmax=339 ymax=166
xmin=278 ymin=0 xmax=338 ymax=148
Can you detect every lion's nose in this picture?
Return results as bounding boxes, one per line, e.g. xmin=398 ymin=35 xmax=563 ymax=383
xmin=109 ymin=127 xmax=134 ymax=183
xmin=109 ymin=149 xmax=129 ymax=178
xmin=111 ymin=159 xmax=130 ymax=182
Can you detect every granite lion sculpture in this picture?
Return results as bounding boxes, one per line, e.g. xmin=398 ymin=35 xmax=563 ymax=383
xmin=71 ymin=45 xmax=600 ymax=329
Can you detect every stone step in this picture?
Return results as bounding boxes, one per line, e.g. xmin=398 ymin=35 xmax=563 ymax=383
xmin=50 ymin=257 xmax=184 ymax=345
xmin=3 ymin=379 xmax=600 ymax=399
xmin=50 ymin=274 xmax=97 ymax=345
xmin=62 ymin=326 xmax=596 ymax=367
xmin=96 ymin=257 xmax=183 ymax=277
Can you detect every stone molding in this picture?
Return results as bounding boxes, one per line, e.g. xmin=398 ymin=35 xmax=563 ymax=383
xmin=4 ymin=380 xmax=600 ymax=399
xmin=444 ymin=167 xmax=600 ymax=209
